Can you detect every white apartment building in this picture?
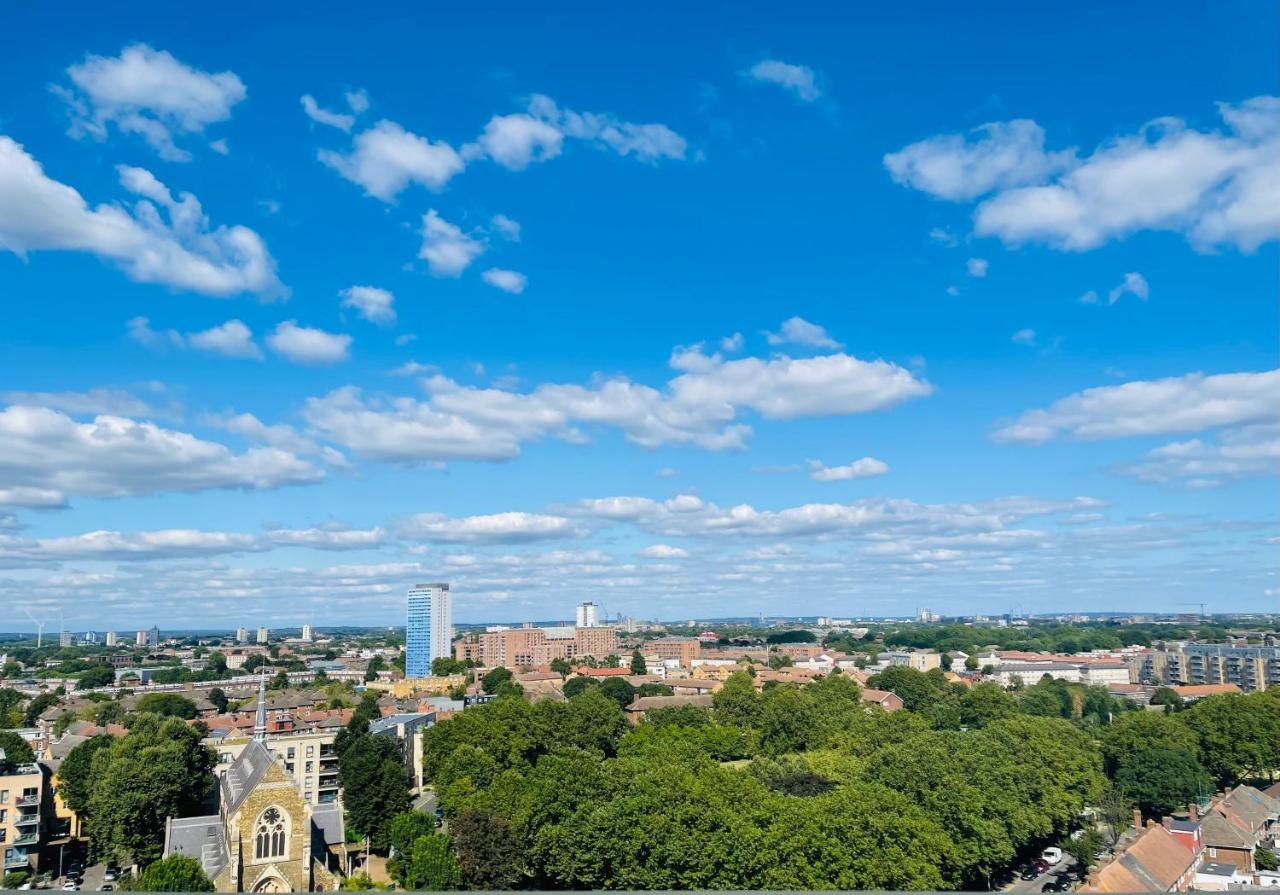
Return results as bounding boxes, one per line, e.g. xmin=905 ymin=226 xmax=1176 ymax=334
xmin=575 ymin=601 xmax=600 ymax=628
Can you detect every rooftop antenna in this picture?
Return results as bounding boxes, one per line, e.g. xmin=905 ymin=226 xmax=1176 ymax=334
xmin=21 ymin=608 xmax=46 ymax=649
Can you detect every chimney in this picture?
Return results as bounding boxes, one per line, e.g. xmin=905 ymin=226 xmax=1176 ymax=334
xmin=1134 ymin=809 xmax=1144 ymax=832
xmin=1146 ymin=819 xmax=1159 ymax=830
xmin=1189 ymin=803 xmax=1199 ymax=821
xmin=1162 ymin=816 xmax=1172 ymax=829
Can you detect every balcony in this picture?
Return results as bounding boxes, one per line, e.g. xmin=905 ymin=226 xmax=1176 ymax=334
xmin=12 ymin=830 xmax=39 ymax=847
xmin=14 ymin=811 xmax=40 ymax=827
xmin=16 ymin=793 xmax=39 ymax=807
xmin=5 ymin=849 xmax=33 ymax=870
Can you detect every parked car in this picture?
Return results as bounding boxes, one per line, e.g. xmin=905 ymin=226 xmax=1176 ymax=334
xmin=1021 ymin=867 xmax=1042 ymax=881
xmin=100 ymin=885 xmax=114 ymax=892
xmin=103 ymin=866 xmax=119 ymax=883
xmin=60 ymin=882 xmax=79 ymax=892
xmin=1042 ymin=847 xmax=1064 ymax=865
xmin=1033 ymin=859 xmax=1050 ymax=874
xmin=1041 ymin=880 xmax=1071 ymax=893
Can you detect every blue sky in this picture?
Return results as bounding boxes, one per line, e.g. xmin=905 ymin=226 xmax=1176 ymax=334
xmin=1 ymin=0 xmax=1276 ymax=629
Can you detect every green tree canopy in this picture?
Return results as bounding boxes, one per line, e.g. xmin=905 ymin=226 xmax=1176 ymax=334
xmin=1114 ymin=746 xmax=1211 ymax=819
xmin=134 ymin=693 xmax=198 ymax=719
xmin=130 ymin=854 xmax=214 ymax=891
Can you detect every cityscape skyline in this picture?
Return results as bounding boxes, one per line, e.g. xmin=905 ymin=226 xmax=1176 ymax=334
xmin=0 ymin=2 xmax=1276 ymax=628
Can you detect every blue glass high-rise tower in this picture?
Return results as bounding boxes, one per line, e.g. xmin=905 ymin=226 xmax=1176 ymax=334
xmin=406 ymin=582 xmax=451 ymax=677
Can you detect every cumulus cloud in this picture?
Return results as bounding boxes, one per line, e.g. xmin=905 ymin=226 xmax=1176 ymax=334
xmin=993 ymin=369 xmax=1280 ymax=443
xmin=1119 ymin=423 xmax=1279 ymax=488
xmin=300 ymin=93 xmax=362 ymax=132
xmin=319 ymin=94 xmax=686 ymax=201
xmin=0 ymin=523 xmax=383 ymax=561
xmin=267 ymin=321 xmax=352 ymax=365
xmin=808 ymin=457 xmax=890 ymax=481
xmin=967 ymin=257 xmax=989 ymax=277
xmin=55 ymin=44 xmax=246 ymax=161
xmin=743 ymin=59 xmax=822 ymax=103
xmin=481 ymin=268 xmax=527 ymax=294
xmin=302 ymin=343 xmax=931 ymax=463
xmin=418 ymin=209 xmax=484 ymax=277
xmin=1107 ymin=271 xmax=1149 ymax=305
xmin=400 ymin=511 xmax=576 ymax=544
xmin=319 ymin=120 xmax=465 ymax=200
xmin=340 ymin=285 xmax=396 ymax=325
xmin=187 ymin=319 xmax=262 ymax=358
xmin=764 ymin=316 xmax=842 ymax=349
xmin=886 ymin=97 xmax=1280 ymax=251
xmin=1 ymin=386 xmax=175 ymax=420
xmin=0 ymin=141 xmax=283 ymax=297
xmin=490 ymin=214 xmax=521 ymax=241
xmin=640 ymin=543 xmax=689 ymax=558
xmin=0 ymin=404 xmax=323 ymax=506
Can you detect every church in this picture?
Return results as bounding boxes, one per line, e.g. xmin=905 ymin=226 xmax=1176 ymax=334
xmin=162 ymin=678 xmax=346 ymax=892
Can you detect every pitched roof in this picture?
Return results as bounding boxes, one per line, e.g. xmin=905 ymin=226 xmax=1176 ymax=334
xmin=220 ymin=738 xmax=273 ymax=813
xmin=1085 ymin=825 xmax=1195 ymax=893
xmin=311 ymin=802 xmax=345 ymax=846
xmin=860 ymin=688 xmax=904 ymax=711
xmin=164 ymin=815 xmax=227 ymax=880
xmin=625 ymin=695 xmax=715 ymax=712
xmin=1200 ymin=785 xmax=1280 ymax=849
xmin=1171 ymin=683 xmax=1243 ymax=697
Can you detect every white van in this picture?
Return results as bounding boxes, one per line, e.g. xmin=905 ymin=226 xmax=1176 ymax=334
xmin=1042 ymin=847 xmax=1064 ymax=865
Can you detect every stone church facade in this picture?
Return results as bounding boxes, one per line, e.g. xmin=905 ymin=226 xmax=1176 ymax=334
xmin=163 ymin=680 xmax=345 ymax=891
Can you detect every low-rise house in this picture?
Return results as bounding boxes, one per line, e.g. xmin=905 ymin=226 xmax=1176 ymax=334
xmin=623 ymin=694 xmax=715 ymax=724
xmin=515 ymin=671 xmax=564 ymax=697
xmin=859 ymin=688 xmax=903 ymax=712
xmin=1194 ymin=862 xmax=1247 ymax=890
xmin=1082 ymin=819 xmax=1199 ymax=892
xmin=1169 ymin=683 xmax=1243 ymax=701
xmin=667 ymin=678 xmax=722 ymax=696
xmin=1199 ymin=785 xmax=1280 ymax=872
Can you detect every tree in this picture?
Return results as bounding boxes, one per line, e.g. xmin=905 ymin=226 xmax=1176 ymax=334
xmin=0 ymin=687 xmax=23 ymax=728
xmin=78 ymin=665 xmax=116 ymax=690
xmin=207 ymin=652 xmax=227 ymax=674
xmin=712 ymin=672 xmax=762 ymax=730
xmin=23 ymin=692 xmax=58 ymax=726
xmin=597 ymin=677 xmax=636 ymax=709
xmin=1150 ymin=687 xmax=1184 ymax=711
xmin=1100 ymin=711 xmax=1198 ymax=775
xmin=399 ymin=834 xmax=462 ymax=890
xmin=452 ymin=809 xmax=524 ymax=889
xmin=1065 ymin=828 xmax=1105 ymax=869
xmin=269 ymin=671 xmax=290 ymax=690
xmin=1255 ymin=848 xmax=1279 ymax=872
xmin=629 ymin=650 xmax=647 ymax=675
xmin=242 ymin=654 xmax=267 ymax=674
xmin=432 ymin=657 xmax=465 ymax=676
xmin=87 ymin=716 xmax=216 ymax=865
xmin=480 ymin=667 xmax=512 ymax=694
xmin=130 ymin=854 xmax=214 ymax=891
xmin=135 ymin=693 xmax=198 ymax=719
xmin=765 ymin=630 xmax=815 ymax=644
xmin=965 ymin=656 xmax=979 ymax=671
xmin=1114 ymin=747 xmax=1211 ymax=819
xmin=0 ymin=730 xmax=35 ymax=770
xmin=207 ymin=688 xmax=229 ymax=714
xmin=364 ymin=655 xmax=385 ymax=682
xmin=57 ymin=734 xmax=114 ymax=815
xmin=1182 ymin=691 xmax=1280 ymax=785
xmin=338 ymin=734 xmax=412 ymax=852
xmin=549 ymin=658 xmax=572 ymax=677
xmin=562 ymin=676 xmax=598 ymax=700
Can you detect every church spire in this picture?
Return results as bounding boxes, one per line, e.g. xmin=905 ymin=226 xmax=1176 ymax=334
xmin=253 ymin=669 xmax=268 ymax=742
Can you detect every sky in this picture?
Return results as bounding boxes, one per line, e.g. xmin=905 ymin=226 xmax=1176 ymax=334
xmin=0 ymin=0 xmax=1276 ymax=630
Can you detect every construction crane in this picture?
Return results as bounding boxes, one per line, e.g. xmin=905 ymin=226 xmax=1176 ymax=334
xmin=21 ymin=607 xmax=46 ymax=648
xmin=1179 ymin=602 xmax=1208 ymax=620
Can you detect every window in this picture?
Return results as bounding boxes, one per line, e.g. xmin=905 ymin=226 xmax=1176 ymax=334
xmin=305 ymin=761 xmax=313 ymax=773
xmin=287 ymin=748 xmax=295 ymax=759
xmin=306 ymin=746 xmax=314 ymax=757
xmin=0 ymin=790 xmax=7 ymax=804
xmin=254 ymin=807 xmax=287 ymax=860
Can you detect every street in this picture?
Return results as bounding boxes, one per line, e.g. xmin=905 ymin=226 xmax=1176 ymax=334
xmin=1007 ymin=855 xmax=1080 ymax=893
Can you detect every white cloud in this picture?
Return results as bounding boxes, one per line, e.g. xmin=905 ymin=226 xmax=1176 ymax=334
xmin=1119 ymin=423 xmax=1279 ymax=488
xmin=967 ymin=257 xmax=989 ymax=277
xmin=929 ymin=227 xmax=958 ymax=246
xmin=1011 ymin=328 xmax=1037 ymax=346
xmin=1107 ymin=271 xmax=1149 ymax=305
xmin=319 ymin=120 xmax=465 ymax=200
xmin=263 ymin=525 xmax=386 ymax=550
xmin=0 ymin=523 xmax=383 ymax=562
xmin=528 ymin=94 xmax=687 ymax=163
xmin=720 ymin=332 xmax=744 ymax=353
xmin=56 ymin=44 xmax=246 ymax=161
xmin=888 ymin=97 xmax=1280 ymax=251
xmin=187 ymin=319 xmax=262 ymax=359
xmin=400 ymin=511 xmax=576 ymax=544
xmin=473 ymin=112 xmax=564 ymax=170
xmin=808 ymin=457 xmax=890 ymax=481
xmin=743 ymin=59 xmax=821 ymax=103
xmin=302 ymin=343 xmax=931 ymax=463
xmin=1 ymin=386 xmax=174 ymax=419
xmin=340 ymin=285 xmax=396 ymax=325
xmin=764 ymin=316 xmax=842 ymax=349
xmin=418 ymin=209 xmax=484 ymax=277
xmin=490 ymin=214 xmax=521 ymax=241
xmin=267 ymin=321 xmax=352 ymax=365
xmin=481 ymin=268 xmax=527 ymax=294
xmin=640 ymin=544 xmax=689 ymax=558
xmin=345 ymin=90 xmax=370 ymax=115
xmin=993 ymin=369 xmax=1280 ymax=443
xmin=0 ymin=141 xmax=283 ymax=297
xmin=885 ymin=119 xmax=1072 ymax=201
xmin=0 ymin=404 xmax=322 ymax=505
xmin=300 ymin=94 xmax=355 ymax=132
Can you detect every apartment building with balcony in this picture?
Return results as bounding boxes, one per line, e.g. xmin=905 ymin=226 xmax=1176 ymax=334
xmin=207 ymin=729 xmax=342 ymax=807
xmin=1135 ymin=643 xmax=1280 ymax=693
xmin=1 ymin=756 xmax=44 ymax=875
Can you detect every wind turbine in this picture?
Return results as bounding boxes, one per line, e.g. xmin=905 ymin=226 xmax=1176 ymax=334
xmin=21 ymin=607 xmax=46 ymax=649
